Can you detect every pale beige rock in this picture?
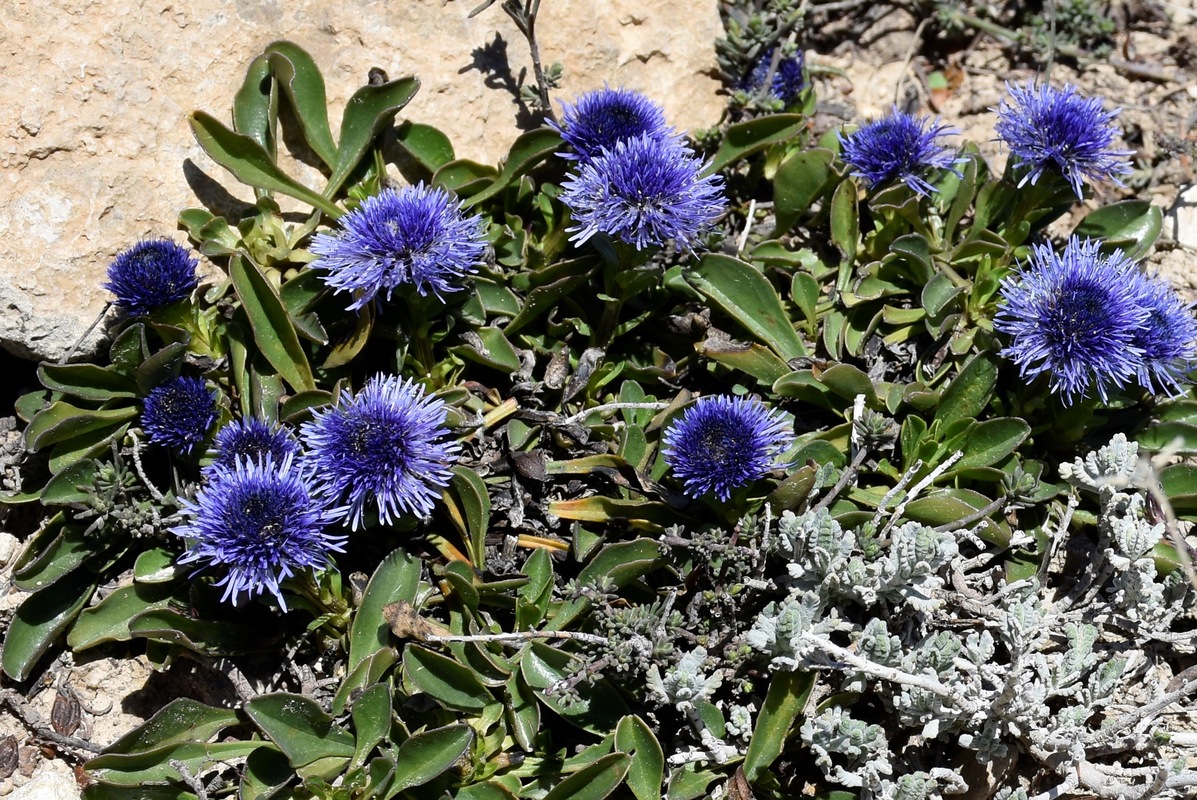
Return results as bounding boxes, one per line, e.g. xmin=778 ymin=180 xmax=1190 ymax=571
xmin=5 ymin=760 xmax=77 ymax=800
xmin=0 ymin=0 xmax=723 ymax=360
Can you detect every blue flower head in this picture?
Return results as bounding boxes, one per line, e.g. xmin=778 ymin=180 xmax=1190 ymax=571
xmin=744 ymin=48 xmax=805 ymax=106
xmin=560 ymin=134 xmax=726 ymax=252
xmin=310 ymin=184 xmax=486 ymax=311
xmin=995 ymin=237 xmax=1150 ymax=404
xmin=1128 ymin=274 xmax=1197 ymax=396
xmin=301 ymin=374 xmax=461 ymax=530
xmin=662 ymin=395 xmax=793 ymax=501
xmin=995 ymin=81 xmax=1133 ymax=198
xmin=212 ymin=417 xmax=302 ymax=471
xmin=173 ymin=453 xmax=345 ymax=610
xmin=142 ymin=375 xmax=219 ymax=454
xmin=839 ymin=109 xmax=960 ymax=197
xmin=552 ymin=87 xmax=672 ymax=161
xmin=104 ymin=239 xmax=199 ymax=317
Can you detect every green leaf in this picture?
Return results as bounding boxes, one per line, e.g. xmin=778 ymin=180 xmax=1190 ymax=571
xmin=12 ymin=523 xmax=97 ymax=591
xmin=547 ymin=497 xmax=680 ymax=527
xmin=24 ymin=401 xmax=137 ymax=452
xmin=135 ymin=339 xmax=188 ymax=394
xmin=232 ymin=54 xmax=274 ymax=153
xmin=1161 ymin=463 xmax=1197 ymax=510
xmin=573 ymin=539 xmax=665 ymax=593
xmin=2 ymin=569 xmax=96 ymax=680
xmin=456 ymin=783 xmax=520 ymax=800
xmin=188 ymin=111 xmax=342 ymax=218
xmin=395 ymin=120 xmax=456 ymax=173
xmin=350 ymin=683 xmax=391 ymax=770
xmin=952 ymin=418 xmax=1030 ymax=472
xmin=506 ymin=672 xmax=540 ymax=751
xmin=706 ymin=114 xmax=805 ymax=176
xmin=463 ymin=128 xmax=564 ymax=208
xmin=451 ymin=327 xmax=522 ymax=373
xmin=390 ymin=724 xmax=475 ymax=793
xmin=904 ymin=489 xmax=1008 ymax=546
xmin=433 ymin=159 xmax=500 ymax=195
xmin=685 ymin=254 xmax=807 ymax=361
xmin=521 ymin=642 xmax=628 ymax=733
xmin=68 ymin=582 xmax=175 ymax=650
xmin=128 ymin=609 xmax=267 ymax=656
xmin=790 ymin=272 xmax=821 ymax=330
xmin=542 ymin=753 xmax=631 ymax=800
xmin=238 ymin=747 xmax=294 ymax=800
xmin=245 ymin=693 xmax=355 ymax=769
xmin=447 ymin=466 xmax=492 ymax=567
xmin=230 ymin=255 xmax=316 ymax=392
xmin=773 ymin=149 xmax=835 ymax=233
xmin=38 ymin=363 xmax=137 ymax=402
xmin=935 ymin=354 xmax=997 ymax=428
xmin=332 ymin=648 xmax=398 ymax=716
xmin=403 ymin=645 xmax=493 ymax=712
xmin=38 ymin=449 xmax=94 ymax=505
xmin=666 ymin=764 xmax=720 ymax=800
xmin=817 ymin=363 xmax=879 ymax=407
xmin=348 ymin=547 xmax=421 ymax=671
xmin=830 ymin=179 xmax=859 ymax=278
xmin=616 ymin=715 xmax=664 ymax=800
xmin=694 ymin=337 xmax=790 ymax=386
xmin=1075 ymin=200 xmax=1162 ymax=261
xmin=104 ymin=699 xmax=239 ymax=755
xmin=744 ymin=670 xmax=814 ymax=782
xmin=87 ymin=741 xmax=264 ymax=787
xmin=265 ymin=41 xmax=337 ymax=168
xmin=326 ymin=76 xmax=421 ymax=197
xmin=503 ymin=262 xmax=594 ymax=335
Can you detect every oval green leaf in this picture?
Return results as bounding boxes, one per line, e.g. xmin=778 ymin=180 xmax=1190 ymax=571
xmin=390 ymin=724 xmax=475 ymax=793
xmin=326 ymin=76 xmax=421 ymax=197
xmin=685 ymin=254 xmax=807 ymax=361
xmin=230 ymin=255 xmax=316 ymax=393
xmin=189 ymin=111 xmax=342 ymax=218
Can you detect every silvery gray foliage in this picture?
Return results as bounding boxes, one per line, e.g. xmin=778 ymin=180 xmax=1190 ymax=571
xmin=744 ymin=434 xmax=1197 ymax=798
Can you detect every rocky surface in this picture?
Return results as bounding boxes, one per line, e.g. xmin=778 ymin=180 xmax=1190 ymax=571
xmin=0 ymin=0 xmax=724 ymax=361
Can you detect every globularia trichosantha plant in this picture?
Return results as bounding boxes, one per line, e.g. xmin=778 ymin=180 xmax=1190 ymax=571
xmin=3 ymin=5 xmax=1197 ymax=799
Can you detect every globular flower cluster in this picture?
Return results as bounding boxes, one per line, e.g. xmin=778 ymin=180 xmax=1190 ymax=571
xmin=743 ymin=48 xmax=805 ymax=106
xmin=662 ymin=395 xmax=793 ymax=501
xmin=310 ymin=184 xmax=487 ymax=310
xmin=141 ymin=376 xmax=219 ymax=454
xmin=557 ymin=87 xmax=726 ymax=252
xmin=104 ymin=239 xmax=199 ymax=317
xmin=552 ymin=86 xmax=672 ymax=162
xmin=995 ymin=237 xmax=1197 ymax=404
xmin=995 ymin=81 xmax=1133 ymax=197
xmin=173 ymin=453 xmax=345 ymax=609
xmin=211 ymin=417 xmax=301 ymax=471
xmin=840 ymin=109 xmax=960 ymax=197
xmin=301 ymin=374 xmax=461 ymax=529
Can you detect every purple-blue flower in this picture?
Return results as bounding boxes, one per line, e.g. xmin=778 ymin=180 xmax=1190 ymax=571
xmin=211 ymin=417 xmax=301 ymax=471
xmin=995 ymin=237 xmax=1149 ymax=404
xmin=744 ymin=48 xmax=805 ymax=106
xmin=301 ymin=374 xmax=461 ymax=530
xmin=552 ymin=87 xmax=672 ymax=162
xmin=560 ymin=134 xmax=726 ymax=252
xmin=141 ymin=376 xmax=219 ymax=454
xmin=1128 ymin=274 xmax=1197 ymax=396
xmin=662 ymin=395 xmax=793 ymax=501
xmin=839 ymin=110 xmax=960 ymax=197
xmin=310 ymin=184 xmax=486 ymax=310
xmin=104 ymin=239 xmax=199 ymax=317
xmin=173 ymin=453 xmax=345 ymax=610
xmin=995 ymin=81 xmax=1133 ymax=198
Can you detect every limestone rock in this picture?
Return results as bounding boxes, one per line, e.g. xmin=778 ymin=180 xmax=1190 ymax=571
xmin=0 ymin=0 xmax=723 ymax=361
